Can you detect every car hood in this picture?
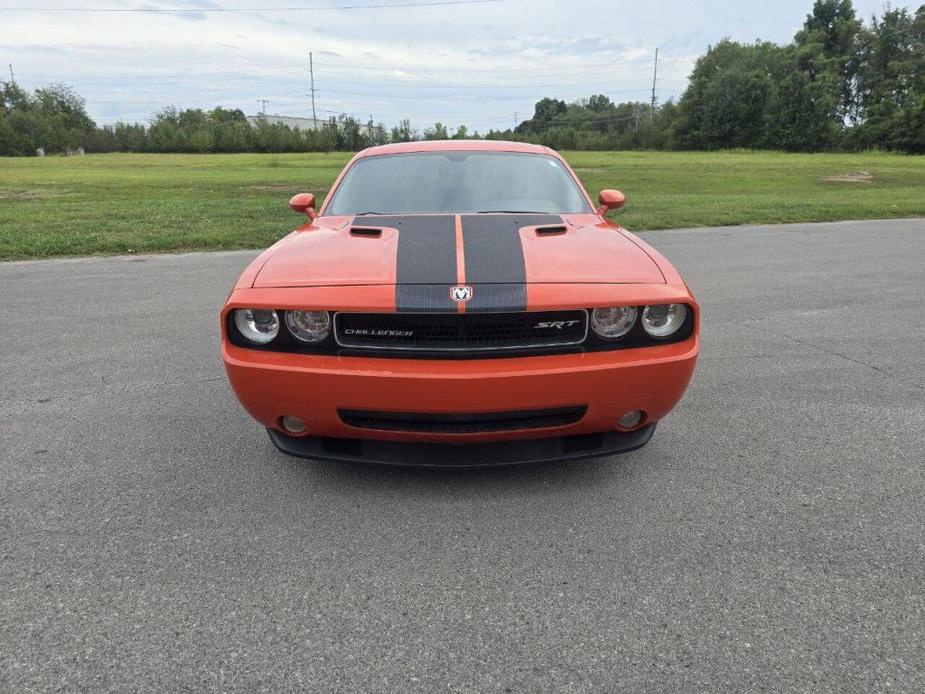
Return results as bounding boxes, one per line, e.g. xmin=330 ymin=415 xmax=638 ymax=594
xmin=253 ymin=213 xmax=665 ymax=288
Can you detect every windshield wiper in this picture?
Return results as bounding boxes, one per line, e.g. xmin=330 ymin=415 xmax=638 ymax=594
xmin=353 ymin=211 xmax=388 ymax=216
xmin=475 ymin=210 xmax=544 ymax=214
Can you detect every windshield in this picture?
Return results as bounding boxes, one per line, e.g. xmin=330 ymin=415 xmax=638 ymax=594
xmin=324 ymin=151 xmax=593 ymax=215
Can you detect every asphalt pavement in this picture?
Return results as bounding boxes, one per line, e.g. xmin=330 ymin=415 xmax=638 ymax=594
xmin=2 ymin=219 xmax=924 ymax=692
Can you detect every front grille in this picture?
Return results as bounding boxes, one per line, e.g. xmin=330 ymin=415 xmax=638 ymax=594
xmin=334 ymin=310 xmax=588 ymax=352
xmin=338 ymin=406 xmax=587 ymax=434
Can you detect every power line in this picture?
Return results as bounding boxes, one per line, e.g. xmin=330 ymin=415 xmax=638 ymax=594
xmin=318 ymin=85 xmax=655 ymax=101
xmin=39 ymin=75 xmax=686 ymax=100
xmin=18 ymin=67 xmax=306 ymax=81
xmin=18 ymin=70 xmax=690 ymax=90
xmin=94 ymin=105 xmax=350 ymax=122
xmin=312 ymin=61 xmax=691 ymax=80
xmin=317 ymin=74 xmax=680 ymax=91
xmin=16 ymin=61 xmax=693 ymax=83
xmin=0 ymin=0 xmax=502 ymax=11
xmin=311 ymin=52 xmax=690 ymax=75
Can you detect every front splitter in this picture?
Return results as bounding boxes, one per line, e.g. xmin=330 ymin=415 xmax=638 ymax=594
xmin=267 ymin=424 xmax=656 ymax=468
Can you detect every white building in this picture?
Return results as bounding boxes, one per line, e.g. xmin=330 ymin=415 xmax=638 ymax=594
xmin=247 ymin=114 xmax=370 ymax=135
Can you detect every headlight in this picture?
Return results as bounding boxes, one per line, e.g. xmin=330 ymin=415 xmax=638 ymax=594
xmin=642 ymin=304 xmax=688 ymax=339
xmin=234 ymin=308 xmax=279 ymax=345
xmin=590 ymin=306 xmax=637 ymax=339
xmin=285 ymin=310 xmax=331 ymax=344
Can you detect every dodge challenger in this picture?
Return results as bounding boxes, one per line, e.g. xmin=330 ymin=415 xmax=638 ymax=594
xmin=221 ymin=141 xmax=699 ymax=466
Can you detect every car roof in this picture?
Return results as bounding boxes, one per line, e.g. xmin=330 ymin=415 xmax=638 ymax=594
xmin=356 ymin=140 xmax=554 ymax=158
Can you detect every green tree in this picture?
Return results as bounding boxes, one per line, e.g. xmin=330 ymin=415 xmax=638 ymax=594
xmin=34 ymin=84 xmax=95 ymax=133
xmin=423 ymin=122 xmax=450 ymax=140
xmin=851 ymin=5 xmax=925 ymax=151
xmin=766 ymin=63 xmax=841 ymax=151
xmin=674 ymin=40 xmax=785 ymax=149
xmin=516 ymin=97 xmax=567 ymax=134
xmin=390 ymin=118 xmax=414 ymax=142
xmin=0 ymin=82 xmax=96 ymax=155
xmin=0 ymin=81 xmax=30 ymax=112
xmin=794 ymin=0 xmax=863 ymax=120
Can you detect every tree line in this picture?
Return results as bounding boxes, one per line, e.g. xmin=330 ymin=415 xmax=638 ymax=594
xmin=0 ymin=84 xmax=399 ymax=156
xmin=501 ymin=1 xmax=924 ymax=154
xmin=1 ymin=1 xmax=923 ymax=157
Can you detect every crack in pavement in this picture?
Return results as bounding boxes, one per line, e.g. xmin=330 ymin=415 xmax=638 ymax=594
xmin=748 ymin=323 xmax=925 ymax=391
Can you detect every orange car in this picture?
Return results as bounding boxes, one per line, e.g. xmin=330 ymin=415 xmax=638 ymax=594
xmin=221 ymin=141 xmax=698 ymax=467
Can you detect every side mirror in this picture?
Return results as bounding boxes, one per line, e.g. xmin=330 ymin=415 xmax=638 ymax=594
xmin=289 ymin=193 xmax=317 ymax=219
xmin=597 ymin=189 xmax=626 ymax=216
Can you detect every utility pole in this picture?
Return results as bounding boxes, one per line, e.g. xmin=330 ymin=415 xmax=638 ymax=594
xmin=650 ymin=47 xmax=659 ymax=113
xmin=8 ymin=63 xmax=14 ymax=84
xmin=309 ymin=52 xmax=318 ymax=127
xmin=513 ymin=111 xmax=518 ymax=130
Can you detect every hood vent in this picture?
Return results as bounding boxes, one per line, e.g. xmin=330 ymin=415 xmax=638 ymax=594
xmin=535 ymin=225 xmax=568 ymax=236
xmin=349 ymin=226 xmax=383 ymax=237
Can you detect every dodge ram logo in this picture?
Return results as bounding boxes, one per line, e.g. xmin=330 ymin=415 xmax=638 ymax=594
xmin=451 ymin=286 xmax=473 ymax=303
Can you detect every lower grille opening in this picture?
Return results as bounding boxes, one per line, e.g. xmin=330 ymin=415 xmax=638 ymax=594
xmin=338 ymin=406 xmax=587 ymax=434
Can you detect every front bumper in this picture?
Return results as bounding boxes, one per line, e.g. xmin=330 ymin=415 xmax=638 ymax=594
xmin=222 ymin=336 xmax=698 ymax=448
xmin=267 ymin=424 xmax=656 ymax=468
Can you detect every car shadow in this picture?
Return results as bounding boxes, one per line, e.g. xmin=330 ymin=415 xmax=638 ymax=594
xmin=267 ymin=446 xmax=645 ymax=497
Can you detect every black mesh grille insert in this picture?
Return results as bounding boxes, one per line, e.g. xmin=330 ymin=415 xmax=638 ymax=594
xmin=334 ymin=310 xmax=587 ymax=352
xmin=338 ymin=406 xmax=587 ymax=434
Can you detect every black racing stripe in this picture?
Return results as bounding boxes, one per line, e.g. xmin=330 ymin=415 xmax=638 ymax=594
xmin=461 ymin=214 xmax=563 ymax=313
xmin=357 ymin=215 xmax=457 ymax=313
xmin=396 ymin=285 xmax=457 ymax=313
xmin=465 ymin=284 xmax=530 ymax=313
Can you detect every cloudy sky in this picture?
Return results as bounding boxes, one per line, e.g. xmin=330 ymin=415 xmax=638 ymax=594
xmin=1 ymin=0 xmax=917 ymax=131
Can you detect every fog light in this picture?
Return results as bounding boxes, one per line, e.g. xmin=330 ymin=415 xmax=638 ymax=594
xmin=618 ymin=410 xmax=644 ymax=430
xmin=280 ymin=415 xmax=306 ymax=434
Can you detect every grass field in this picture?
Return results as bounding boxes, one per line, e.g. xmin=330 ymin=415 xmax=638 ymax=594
xmin=1 ymin=150 xmax=924 ymax=260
